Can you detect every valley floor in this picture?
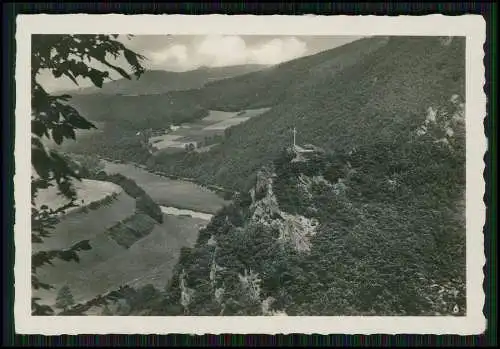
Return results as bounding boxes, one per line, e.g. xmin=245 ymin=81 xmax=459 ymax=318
xmin=33 ymin=159 xmax=224 ymax=309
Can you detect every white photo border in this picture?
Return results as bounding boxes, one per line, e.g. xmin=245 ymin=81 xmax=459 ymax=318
xmin=15 ymin=14 xmax=487 ymax=335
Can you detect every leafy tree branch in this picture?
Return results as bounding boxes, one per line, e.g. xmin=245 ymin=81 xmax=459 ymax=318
xmin=31 ymin=34 xmax=145 ymax=315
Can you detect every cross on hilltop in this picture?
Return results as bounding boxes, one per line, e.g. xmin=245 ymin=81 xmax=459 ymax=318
xmin=291 ymin=127 xmax=317 ymax=154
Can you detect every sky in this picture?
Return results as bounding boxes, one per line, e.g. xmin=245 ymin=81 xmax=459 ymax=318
xmin=37 ymin=35 xmax=363 ymax=92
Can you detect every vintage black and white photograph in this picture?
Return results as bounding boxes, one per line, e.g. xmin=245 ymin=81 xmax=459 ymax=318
xmin=16 ymin=15 xmax=486 ymax=334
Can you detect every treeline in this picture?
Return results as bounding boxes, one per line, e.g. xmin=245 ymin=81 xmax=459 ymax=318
xmin=106 ymin=213 xmax=157 ymax=249
xmin=74 ymin=192 xmax=120 ymax=215
xmin=69 ymin=90 xmax=209 ymax=131
xmin=91 ymin=171 xmax=163 ymax=224
xmin=63 ymin=125 xmax=152 ymax=165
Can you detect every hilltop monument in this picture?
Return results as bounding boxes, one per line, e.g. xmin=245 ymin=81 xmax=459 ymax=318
xmin=291 ymin=126 xmax=322 ymax=155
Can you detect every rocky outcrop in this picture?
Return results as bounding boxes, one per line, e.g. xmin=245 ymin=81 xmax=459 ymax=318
xmin=247 ymin=166 xmax=320 ymax=253
xmin=179 ymin=269 xmax=195 ymax=314
xmin=238 ymin=269 xmax=262 ymax=302
xmin=261 ymin=296 xmax=288 ymax=316
xmin=276 ymin=212 xmax=319 ymax=252
xmin=414 ymin=94 xmax=465 ymax=150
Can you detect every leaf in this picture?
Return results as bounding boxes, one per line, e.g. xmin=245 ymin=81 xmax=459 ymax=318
xmin=56 ymin=180 xmax=76 ymax=200
xmin=32 ymin=120 xmax=46 ymax=137
xmin=52 ymin=69 xmax=63 ymax=78
xmin=32 ymin=302 xmax=55 ymax=316
xmin=105 ymin=61 xmax=130 ymax=80
xmin=89 ymin=72 xmax=104 ymax=88
xmin=52 ymin=127 xmax=63 ymax=145
xmin=61 ymin=123 xmax=76 ymax=140
xmin=30 ymin=34 xmax=148 ymax=318
xmin=32 ymin=251 xmax=53 ymax=270
xmin=63 ymin=71 xmax=79 ymax=86
xmin=124 ymin=49 xmax=140 ymax=69
xmin=67 ymin=113 xmax=96 ymax=130
xmin=31 ymin=147 xmax=52 ymax=179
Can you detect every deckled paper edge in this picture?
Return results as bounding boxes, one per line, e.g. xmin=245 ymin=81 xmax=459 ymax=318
xmin=14 ymin=14 xmax=487 ymax=335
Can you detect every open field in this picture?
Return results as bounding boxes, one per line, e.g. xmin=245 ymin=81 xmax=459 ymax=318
xmin=33 ymin=191 xmax=136 ymax=252
xmin=35 ymin=212 xmax=206 ymax=306
xmin=34 ymin=178 xmax=123 ymax=214
xmin=198 ymin=110 xmax=238 ymax=123
xmin=203 ymin=116 xmax=251 ymax=130
xmin=148 ymin=108 xmax=271 ymax=152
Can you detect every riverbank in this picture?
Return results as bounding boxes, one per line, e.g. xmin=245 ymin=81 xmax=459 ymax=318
xmin=100 ymin=159 xmax=230 ymax=215
xmin=98 ymin=156 xmax=235 ymax=198
xmin=160 ymin=206 xmax=213 ymax=221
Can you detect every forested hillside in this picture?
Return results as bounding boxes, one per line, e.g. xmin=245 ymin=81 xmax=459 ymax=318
xmin=194 ymin=36 xmax=389 ymax=110
xmin=151 ymin=36 xmax=465 ymax=191
xmin=69 ymin=89 xmax=207 ymax=131
xmin=145 ymin=101 xmax=465 ymax=316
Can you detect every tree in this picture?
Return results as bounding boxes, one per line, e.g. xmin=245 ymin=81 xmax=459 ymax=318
xmin=31 ymin=34 xmax=145 ymax=315
xmin=55 ymin=285 xmax=75 ymax=311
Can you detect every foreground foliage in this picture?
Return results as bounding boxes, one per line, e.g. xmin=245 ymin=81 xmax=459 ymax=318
xmin=31 ymin=34 xmax=145 ymax=315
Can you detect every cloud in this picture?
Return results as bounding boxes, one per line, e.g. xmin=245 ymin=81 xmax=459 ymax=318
xmin=249 ymin=37 xmax=307 ymax=65
xmin=145 ymin=35 xmax=308 ymax=71
xmin=196 ymin=35 xmax=248 ymax=67
xmin=148 ymin=44 xmax=193 ymax=70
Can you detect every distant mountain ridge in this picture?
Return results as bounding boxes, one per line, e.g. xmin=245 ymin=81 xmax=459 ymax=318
xmin=64 ymin=64 xmax=270 ymax=96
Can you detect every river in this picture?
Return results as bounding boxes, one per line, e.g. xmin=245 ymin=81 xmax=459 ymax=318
xmin=102 ymin=160 xmax=230 ymax=214
xmin=160 ymin=206 xmax=213 ymax=221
